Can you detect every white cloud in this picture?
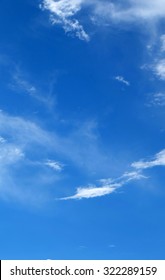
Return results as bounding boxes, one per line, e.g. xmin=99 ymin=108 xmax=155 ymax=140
xmin=61 ymin=170 xmax=145 ymax=200
xmin=149 ymin=92 xmax=165 ymax=106
xmin=0 ymin=111 xmax=118 ymax=202
xmin=40 ymin=0 xmax=165 ymax=41
xmin=40 ymin=0 xmax=89 ymax=41
xmin=61 ymin=184 xmax=117 ymax=200
xmin=132 ymin=149 xmax=165 ymax=169
xmin=42 ymin=0 xmax=82 ymax=18
xmin=61 ymin=149 xmax=163 ymax=199
xmin=2 ymin=110 xmax=164 ymax=203
xmin=45 ymin=160 xmax=63 ymax=171
xmin=0 ymin=111 xmax=116 ymax=175
xmin=115 ymin=76 xmax=130 ymax=86
xmin=154 ymin=59 xmax=165 ymax=80
xmin=99 ymin=170 xmax=145 ymax=185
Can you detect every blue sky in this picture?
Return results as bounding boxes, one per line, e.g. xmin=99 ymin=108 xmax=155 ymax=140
xmin=0 ymin=0 xmax=165 ymax=260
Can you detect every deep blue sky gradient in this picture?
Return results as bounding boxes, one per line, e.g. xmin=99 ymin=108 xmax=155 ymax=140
xmin=0 ymin=0 xmax=165 ymax=259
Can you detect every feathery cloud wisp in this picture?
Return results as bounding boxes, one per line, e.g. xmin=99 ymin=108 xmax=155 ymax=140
xmin=132 ymin=149 xmax=165 ymax=170
xmin=60 ymin=147 xmax=165 ymax=200
xmin=40 ymin=0 xmax=89 ymax=41
xmin=61 ymin=148 xmax=165 ymax=200
xmin=61 ymin=184 xmax=117 ymax=200
xmin=60 ymin=170 xmax=145 ymax=200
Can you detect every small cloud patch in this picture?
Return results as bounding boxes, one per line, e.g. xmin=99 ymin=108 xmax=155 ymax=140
xmin=115 ymin=76 xmax=130 ymax=86
xmin=45 ymin=160 xmax=63 ymax=171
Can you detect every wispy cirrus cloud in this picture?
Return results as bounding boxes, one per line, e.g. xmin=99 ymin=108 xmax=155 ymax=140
xmin=60 ymin=170 xmax=146 ymax=200
xmin=10 ymin=68 xmax=55 ymax=108
xmin=60 ymin=149 xmax=165 ymax=200
xmin=1 ymin=110 xmax=165 ymax=202
xmin=40 ymin=0 xmax=89 ymax=41
xmin=0 ymin=111 xmax=116 ymax=203
xmin=39 ymin=0 xmax=165 ymax=41
xmin=132 ymin=149 xmax=165 ymax=170
xmin=40 ymin=0 xmax=165 ymax=41
xmin=61 ymin=185 xmax=117 ymax=200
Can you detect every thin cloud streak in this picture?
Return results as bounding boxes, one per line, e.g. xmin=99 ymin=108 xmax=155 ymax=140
xmin=45 ymin=160 xmax=63 ymax=171
xmin=1 ymin=111 xmax=165 ymax=202
xmin=132 ymin=149 xmax=165 ymax=170
xmin=11 ymin=69 xmax=55 ymax=108
xmin=60 ymin=170 xmax=146 ymax=200
xmin=61 ymin=149 xmax=165 ymax=200
xmin=61 ymin=185 xmax=117 ymax=200
xmin=115 ymin=76 xmax=130 ymax=86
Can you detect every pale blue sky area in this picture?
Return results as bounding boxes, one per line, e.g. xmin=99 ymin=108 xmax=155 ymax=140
xmin=0 ymin=0 xmax=165 ymax=260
